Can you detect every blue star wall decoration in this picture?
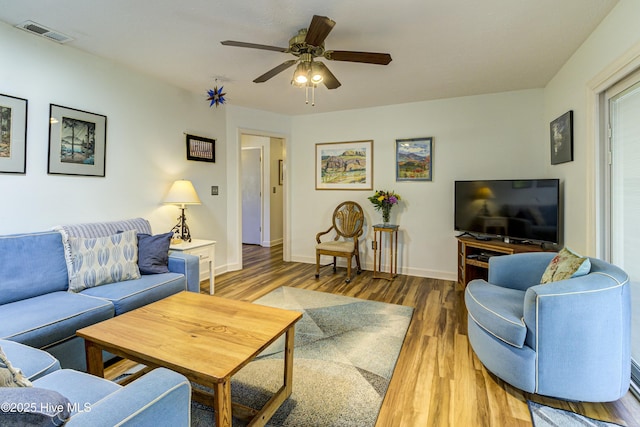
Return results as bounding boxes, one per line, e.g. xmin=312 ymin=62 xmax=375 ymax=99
xmin=207 ymin=86 xmax=226 ymax=107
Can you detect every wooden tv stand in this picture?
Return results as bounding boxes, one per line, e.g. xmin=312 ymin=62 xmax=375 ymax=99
xmin=457 ymin=236 xmax=549 ymax=286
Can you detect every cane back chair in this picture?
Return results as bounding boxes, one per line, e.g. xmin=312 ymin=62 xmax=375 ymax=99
xmin=315 ymin=201 xmax=364 ymax=283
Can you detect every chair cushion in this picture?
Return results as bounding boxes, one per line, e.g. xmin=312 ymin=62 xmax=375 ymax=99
xmin=0 ymin=387 xmax=71 ymax=426
xmin=0 ymin=340 xmax=60 ymax=381
xmin=465 ymin=281 xmax=527 ymax=348
xmin=33 ymin=369 xmax=121 ymax=416
xmin=80 ymin=273 xmax=186 ymax=315
xmin=316 ymin=241 xmax=355 ymax=253
xmin=541 ymin=247 xmax=591 ymax=283
xmin=0 ymin=292 xmax=114 ymax=349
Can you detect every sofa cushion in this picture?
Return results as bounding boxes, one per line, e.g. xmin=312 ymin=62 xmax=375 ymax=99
xmin=465 ymin=281 xmax=527 ymax=348
xmin=80 ymin=273 xmax=186 ymax=315
xmin=137 ymin=232 xmax=172 ymax=274
xmin=541 ymin=247 xmax=591 ymax=284
xmin=0 ymin=232 xmax=68 ymax=305
xmin=0 ymin=339 xmax=60 ymax=381
xmin=68 ymin=230 xmax=141 ymax=292
xmin=0 ymin=345 xmax=32 ymax=387
xmin=0 ymin=292 xmax=114 ymax=349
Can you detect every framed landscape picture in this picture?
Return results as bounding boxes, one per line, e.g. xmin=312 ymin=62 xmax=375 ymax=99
xmin=316 ymin=140 xmax=373 ymax=190
xmin=396 ymin=137 xmax=433 ymax=181
xmin=186 ymin=134 xmax=215 ymax=162
xmin=550 ymin=110 xmax=573 ymax=165
xmin=48 ymin=104 xmax=107 ymax=177
xmin=0 ymin=93 xmax=28 ymax=174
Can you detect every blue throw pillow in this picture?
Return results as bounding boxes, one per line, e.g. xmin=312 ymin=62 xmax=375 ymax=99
xmin=137 ymin=232 xmax=173 ymax=274
xmin=0 ymin=387 xmax=71 ymax=426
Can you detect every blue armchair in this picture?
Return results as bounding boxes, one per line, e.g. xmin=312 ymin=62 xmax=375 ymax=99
xmin=465 ymin=252 xmax=631 ymax=402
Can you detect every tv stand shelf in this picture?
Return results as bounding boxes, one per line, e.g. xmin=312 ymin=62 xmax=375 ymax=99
xmin=457 ymin=237 xmax=547 ymax=287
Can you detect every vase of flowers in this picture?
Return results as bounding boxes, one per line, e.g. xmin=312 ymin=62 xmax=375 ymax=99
xmin=368 ymin=190 xmax=401 ymax=225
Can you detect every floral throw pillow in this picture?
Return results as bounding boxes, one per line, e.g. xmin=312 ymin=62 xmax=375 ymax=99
xmin=68 ymin=230 xmax=140 ymax=292
xmin=0 ymin=346 xmax=32 ymax=387
xmin=541 ymin=247 xmax=591 ymax=284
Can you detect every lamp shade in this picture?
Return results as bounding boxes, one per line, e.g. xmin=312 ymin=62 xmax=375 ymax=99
xmin=163 ymin=180 xmax=201 ymax=206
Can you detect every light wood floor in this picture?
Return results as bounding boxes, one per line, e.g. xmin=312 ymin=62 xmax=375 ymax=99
xmin=107 ymin=244 xmax=640 ymax=426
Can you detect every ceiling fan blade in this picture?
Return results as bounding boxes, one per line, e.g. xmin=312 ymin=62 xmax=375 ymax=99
xmin=305 ymin=15 xmax=336 ymax=46
xmin=315 ymin=62 xmax=341 ymax=89
xmin=324 ymin=50 xmax=392 ymax=65
xmin=253 ymin=60 xmax=297 ymax=83
xmin=221 ymin=40 xmax=287 ymax=53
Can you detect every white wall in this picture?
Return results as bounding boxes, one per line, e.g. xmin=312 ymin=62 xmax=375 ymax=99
xmin=289 ymin=89 xmax=546 ymax=279
xmin=0 ymin=22 xmax=228 ymax=266
xmin=544 ymin=0 xmax=640 ymax=255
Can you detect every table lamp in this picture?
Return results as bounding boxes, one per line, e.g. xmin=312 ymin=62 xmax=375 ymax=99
xmin=164 ymin=179 xmax=201 ymax=242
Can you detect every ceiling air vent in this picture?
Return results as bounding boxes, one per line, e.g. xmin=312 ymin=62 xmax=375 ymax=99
xmin=16 ymin=21 xmax=73 ymax=44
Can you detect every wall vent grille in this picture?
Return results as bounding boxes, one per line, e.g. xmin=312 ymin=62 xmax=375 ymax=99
xmin=16 ymin=21 xmax=73 ymax=44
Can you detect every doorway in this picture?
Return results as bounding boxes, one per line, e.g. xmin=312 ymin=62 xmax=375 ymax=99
xmin=241 ymin=147 xmax=262 ymax=245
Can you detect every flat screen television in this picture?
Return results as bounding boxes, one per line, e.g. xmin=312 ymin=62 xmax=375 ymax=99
xmin=454 ymin=179 xmax=561 ymax=244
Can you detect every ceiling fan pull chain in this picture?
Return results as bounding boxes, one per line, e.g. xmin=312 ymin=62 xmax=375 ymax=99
xmin=312 ymin=84 xmax=316 ymax=106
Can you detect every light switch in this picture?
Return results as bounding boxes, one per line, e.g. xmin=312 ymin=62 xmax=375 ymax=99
xmin=211 ymin=186 xmax=219 ymax=195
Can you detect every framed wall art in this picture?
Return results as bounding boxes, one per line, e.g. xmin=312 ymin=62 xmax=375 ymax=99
xmin=315 ymin=140 xmax=373 ymax=190
xmin=550 ymin=110 xmax=573 ymax=165
xmin=396 ymin=137 xmax=433 ymax=181
xmin=48 ymin=104 xmax=107 ymax=177
xmin=186 ymin=134 xmax=215 ymax=162
xmin=0 ymin=93 xmax=28 ymax=174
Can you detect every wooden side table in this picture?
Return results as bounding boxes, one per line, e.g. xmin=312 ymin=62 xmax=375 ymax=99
xmin=372 ymin=224 xmax=399 ymax=280
xmin=169 ymin=239 xmax=216 ymax=294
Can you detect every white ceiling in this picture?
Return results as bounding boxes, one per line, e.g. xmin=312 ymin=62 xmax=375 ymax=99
xmin=0 ymin=0 xmax=618 ymax=116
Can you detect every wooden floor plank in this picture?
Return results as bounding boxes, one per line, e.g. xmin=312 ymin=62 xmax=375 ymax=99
xmin=105 ymin=244 xmax=640 ymax=426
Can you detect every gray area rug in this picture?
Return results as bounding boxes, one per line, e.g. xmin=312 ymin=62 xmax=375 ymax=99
xmin=528 ymin=401 xmax=624 ymax=427
xmin=192 ymin=286 xmax=414 ymax=426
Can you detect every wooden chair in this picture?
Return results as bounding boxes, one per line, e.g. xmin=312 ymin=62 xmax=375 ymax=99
xmin=315 ymin=201 xmax=364 ymax=283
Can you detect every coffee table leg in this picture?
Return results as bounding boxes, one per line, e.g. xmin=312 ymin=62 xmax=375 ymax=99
xmin=284 ymin=325 xmax=295 ymax=396
xmin=84 ymin=340 xmax=104 ymax=377
xmin=214 ymin=379 xmax=232 ymax=427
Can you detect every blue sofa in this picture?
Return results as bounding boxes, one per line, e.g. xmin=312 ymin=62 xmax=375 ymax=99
xmin=1 ymin=338 xmax=191 ymax=426
xmin=0 ymin=218 xmax=200 ymax=371
xmin=465 ymin=252 xmax=631 ymax=402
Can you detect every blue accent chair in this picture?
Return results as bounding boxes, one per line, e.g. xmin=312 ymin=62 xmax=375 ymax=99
xmin=465 ymin=252 xmax=631 ymax=402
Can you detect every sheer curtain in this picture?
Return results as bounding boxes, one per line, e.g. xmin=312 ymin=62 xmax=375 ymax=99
xmin=606 ymin=74 xmax=640 ymax=398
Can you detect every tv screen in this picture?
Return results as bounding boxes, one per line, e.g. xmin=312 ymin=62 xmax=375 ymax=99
xmin=454 ymin=179 xmax=561 ymax=244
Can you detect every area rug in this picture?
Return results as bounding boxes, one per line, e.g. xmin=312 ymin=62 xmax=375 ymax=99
xmin=191 ymin=286 xmax=414 ymax=426
xmin=528 ymin=401 xmax=624 ymax=427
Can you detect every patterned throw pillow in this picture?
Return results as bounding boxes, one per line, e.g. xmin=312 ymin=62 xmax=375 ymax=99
xmin=68 ymin=230 xmax=141 ymax=292
xmin=541 ymin=247 xmax=591 ymax=284
xmin=0 ymin=346 xmax=32 ymax=387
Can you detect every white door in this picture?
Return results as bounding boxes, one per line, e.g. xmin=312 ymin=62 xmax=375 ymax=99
xmin=606 ymin=72 xmax=640 ymax=397
xmin=242 ymin=148 xmax=262 ymax=245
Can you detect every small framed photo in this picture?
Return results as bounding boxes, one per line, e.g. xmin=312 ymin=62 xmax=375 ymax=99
xmin=48 ymin=104 xmax=107 ymax=177
xmin=316 ymin=140 xmax=373 ymax=190
xmin=396 ymin=137 xmax=433 ymax=181
xmin=550 ymin=111 xmax=573 ymax=165
xmin=186 ymin=134 xmax=215 ymax=162
xmin=0 ymin=93 xmax=28 ymax=174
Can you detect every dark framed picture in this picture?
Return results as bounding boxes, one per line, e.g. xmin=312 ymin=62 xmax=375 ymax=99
xmin=396 ymin=137 xmax=433 ymax=181
xmin=48 ymin=104 xmax=107 ymax=177
xmin=186 ymin=134 xmax=215 ymax=162
xmin=0 ymin=93 xmax=28 ymax=174
xmin=315 ymin=140 xmax=373 ymax=190
xmin=279 ymin=159 xmax=284 ymax=185
xmin=550 ymin=111 xmax=573 ymax=165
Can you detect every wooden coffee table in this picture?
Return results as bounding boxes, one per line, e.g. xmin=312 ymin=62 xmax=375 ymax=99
xmin=76 ymin=291 xmax=302 ymax=427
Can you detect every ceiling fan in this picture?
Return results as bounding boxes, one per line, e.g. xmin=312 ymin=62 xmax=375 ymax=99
xmin=221 ymin=15 xmax=392 ymax=93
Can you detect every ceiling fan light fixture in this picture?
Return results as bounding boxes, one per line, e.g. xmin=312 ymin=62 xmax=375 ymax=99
xmin=292 ymin=62 xmax=309 ymax=85
xmin=310 ymin=62 xmax=323 ymax=84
